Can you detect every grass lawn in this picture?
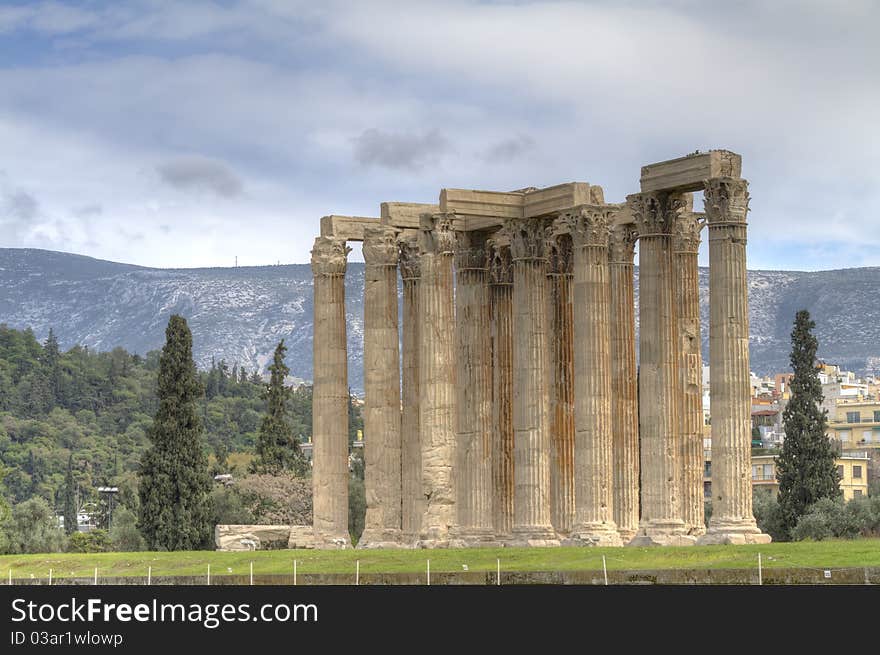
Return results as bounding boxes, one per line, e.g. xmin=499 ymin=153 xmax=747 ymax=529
xmin=2 ymin=539 xmax=879 ymax=580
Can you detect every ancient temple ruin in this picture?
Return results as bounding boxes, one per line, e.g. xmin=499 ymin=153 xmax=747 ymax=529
xmin=310 ymin=149 xmax=771 ymax=548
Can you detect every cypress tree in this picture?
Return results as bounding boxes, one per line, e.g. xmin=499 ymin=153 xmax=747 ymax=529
xmin=775 ymin=310 xmax=841 ymax=538
xmin=252 ymin=340 xmax=304 ymax=474
xmin=63 ymin=454 xmax=77 ymax=535
xmin=138 ymin=315 xmax=212 ymax=550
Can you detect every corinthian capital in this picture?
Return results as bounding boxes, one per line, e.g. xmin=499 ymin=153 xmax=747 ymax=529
xmin=703 ymin=177 xmax=750 ymax=225
xmin=311 ymin=236 xmax=350 ymax=276
xmin=608 ymin=224 xmax=638 ymax=264
xmin=557 ymin=205 xmax=612 ymax=248
xmin=546 ymin=232 xmax=573 ymax=275
xmin=508 ymin=218 xmax=549 ymax=261
xmin=454 ymin=231 xmax=488 ymax=271
xmin=398 ymin=236 xmax=421 ymax=280
xmin=487 ymin=230 xmax=513 ymax=285
xmin=419 ymin=212 xmax=456 ymax=256
xmin=362 ymin=225 xmax=399 ymax=266
xmin=671 ymin=212 xmax=705 ymax=253
xmin=627 ymin=192 xmax=686 ymax=238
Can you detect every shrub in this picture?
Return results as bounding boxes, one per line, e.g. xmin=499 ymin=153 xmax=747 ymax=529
xmin=1 ymin=497 xmax=65 ymax=554
xmin=68 ymin=529 xmax=111 ymax=553
xmin=110 ymin=507 xmax=146 ymax=552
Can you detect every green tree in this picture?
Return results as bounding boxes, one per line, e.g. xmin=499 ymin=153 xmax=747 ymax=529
xmin=109 ymin=507 xmax=146 ymax=551
xmin=252 ymin=340 xmax=304 ymax=474
xmin=1 ymin=496 xmax=65 ymax=554
xmin=62 ymin=454 xmax=77 ymax=535
xmin=137 ymin=315 xmax=212 ymax=550
xmin=775 ymin=310 xmax=841 ymax=539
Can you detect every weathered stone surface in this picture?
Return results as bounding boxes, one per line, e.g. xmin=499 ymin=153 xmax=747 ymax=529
xmin=215 ymin=525 xmax=292 ymax=551
xmin=287 ymin=525 xmax=318 ymax=549
xmin=609 ymin=223 xmax=639 ymax=542
xmin=311 ymin=237 xmax=351 ymax=549
xmin=699 ymin=177 xmax=770 ymax=545
xmin=507 ymin=217 xmax=559 ymax=547
xmin=673 ymin=209 xmax=707 ymax=536
xmin=399 ymin=237 xmax=423 ymax=542
xmin=417 ymin=213 xmax=458 ymax=547
xmin=560 ymin=206 xmax=621 ymax=546
xmin=640 ymin=150 xmax=742 ymax=193
xmin=359 ymin=225 xmax=404 ymax=548
xmin=320 ymin=215 xmax=380 ymax=242
xmin=629 ymin=193 xmax=693 ymax=546
xmin=453 ymin=231 xmax=497 ymax=546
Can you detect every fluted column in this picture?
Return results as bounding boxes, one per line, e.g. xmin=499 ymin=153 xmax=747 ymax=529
xmin=508 ymin=218 xmax=559 ymax=546
xmin=399 ymin=237 xmax=422 ymax=544
xmin=417 ymin=213 xmax=458 ymax=547
xmin=452 ymin=232 xmax=496 ymax=546
xmin=561 ymin=206 xmax=621 ymax=546
xmin=673 ymin=209 xmax=707 ymax=536
xmin=629 ymin=192 xmax=694 ymax=546
xmin=608 ymin=223 xmax=640 ymax=542
xmin=359 ymin=225 xmax=404 ymax=548
xmin=310 ymin=236 xmax=351 ymax=548
xmin=489 ymin=235 xmax=514 ymax=539
xmin=546 ymin=231 xmax=575 ymax=537
xmin=699 ymin=177 xmax=770 ymax=545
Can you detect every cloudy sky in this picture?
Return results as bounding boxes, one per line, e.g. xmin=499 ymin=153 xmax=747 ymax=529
xmin=0 ymin=0 xmax=877 ymax=270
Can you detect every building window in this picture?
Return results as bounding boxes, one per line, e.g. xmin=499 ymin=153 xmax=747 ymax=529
xmin=751 ymin=465 xmax=758 ymax=480
xmin=837 ymin=465 xmax=845 ymax=479
xmin=864 ymin=431 xmax=873 ymax=443
xmin=704 ymin=461 xmax=711 ymax=477
xmin=763 ymin=464 xmax=774 ymax=480
xmin=846 ymin=411 xmax=861 ymax=423
xmin=854 ymin=490 xmax=863 ymax=498
xmin=874 ymin=410 xmax=880 ymax=423
xmin=853 ymin=465 xmax=862 ymax=479
xmin=839 ymin=430 xmax=851 ymax=442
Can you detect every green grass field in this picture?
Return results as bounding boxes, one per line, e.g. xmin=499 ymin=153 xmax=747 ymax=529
xmin=2 ymin=539 xmax=879 ymax=580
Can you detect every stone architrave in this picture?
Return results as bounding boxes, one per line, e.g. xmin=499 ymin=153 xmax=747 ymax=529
xmin=672 ymin=209 xmax=707 ymax=536
xmin=546 ymin=230 xmax=575 ymax=537
xmin=310 ymin=236 xmax=351 ymax=549
xmin=488 ymin=234 xmax=515 ymax=539
xmin=453 ymin=232 xmax=497 ymax=545
xmin=608 ymin=223 xmax=640 ymax=542
xmin=507 ymin=218 xmax=559 ymax=547
xmin=628 ymin=192 xmax=694 ymax=546
xmin=399 ymin=237 xmax=423 ymax=543
xmin=560 ymin=206 xmax=622 ymax=546
xmin=359 ymin=225 xmax=404 ymax=548
xmin=417 ymin=213 xmax=458 ymax=547
xmin=699 ymin=178 xmax=771 ymax=545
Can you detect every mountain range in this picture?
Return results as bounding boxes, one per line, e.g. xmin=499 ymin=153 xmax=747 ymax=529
xmin=1 ymin=248 xmax=878 ymax=392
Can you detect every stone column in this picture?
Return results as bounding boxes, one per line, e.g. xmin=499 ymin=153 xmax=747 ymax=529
xmin=508 ymin=218 xmax=559 ymax=547
xmin=629 ymin=192 xmax=693 ymax=546
xmin=699 ymin=178 xmax=770 ymax=544
xmin=399 ymin=236 xmax=423 ymax=544
xmin=561 ymin=206 xmax=621 ymax=546
xmin=417 ymin=213 xmax=458 ymax=547
xmin=453 ymin=232 xmax=497 ymax=546
xmin=489 ymin=235 xmax=514 ymax=539
xmin=608 ymin=223 xmax=640 ymax=543
xmin=359 ymin=225 xmax=404 ymax=548
xmin=310 ymin=236 xmax=351 ymax=548
xmin=673 ymin=209 xmax=707 ymax=536
xmin=546 ymin=231 xmax=575 ymax=537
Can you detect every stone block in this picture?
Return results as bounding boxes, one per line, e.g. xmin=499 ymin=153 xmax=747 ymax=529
xmin=640 ymin=150 xmax=742 ymax=193
xmin=215 ymin=524 xmax=291 ymax=551
xmin=320 ymin=215 xmax=380 ymax=242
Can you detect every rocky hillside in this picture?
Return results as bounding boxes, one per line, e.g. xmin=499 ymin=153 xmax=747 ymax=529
xmin=1 ymin=248 xmax=878 ymax=391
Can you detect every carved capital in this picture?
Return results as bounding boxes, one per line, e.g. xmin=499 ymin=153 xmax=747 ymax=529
xmin=671 ymin=212 xmax=705 ymax=253
xmin=608 ymin=224 xmax=638 ymax=264
xmin=398 ymin=237 xmax=421 ymax=281
xmin=546 ymin=232 xmax=573 ymax=275
xmin=310 ymin=236 xmax=350 ymax=276
xmin=628 ymin=192 xmax=685 ymax=238
xmin=454 ymin=231 xmax=488 ymax=271
xmin=362 ymin=225 xmax=399 ymax=266
xmin=703 ymin=177 xmax=749 ymax=225
xmin=419 ymin=212 xmax=456 ymax=256
xmin=508 ymin=218 xmax=548 ymax=261
xmin=558 ymin=205 xmax=612 ymax=248
xmin=487 ymin=230 xmax=513 ymax=285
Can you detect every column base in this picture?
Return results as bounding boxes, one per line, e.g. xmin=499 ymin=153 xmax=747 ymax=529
xmin=416 ymin=526 xmax=455 ymax=549
xmin=357 ymin=528 xmax=408 ymax=549
xmin=312 ymin=533 xmax=351 ymax=550
xmin=564 ymin=522 xmax=624 ymax=547
xmin=617 ymin=528 xmax=637 ymax=543
xmin=505 ymin=526 xmax=561 ymax=548
xmin=697 ymin=517 xmax=771 ymax=545
xmin=627 ymin=519 xmax=696 ymax=547
xmin=449 ymin=527 xmax=502 ymax=548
